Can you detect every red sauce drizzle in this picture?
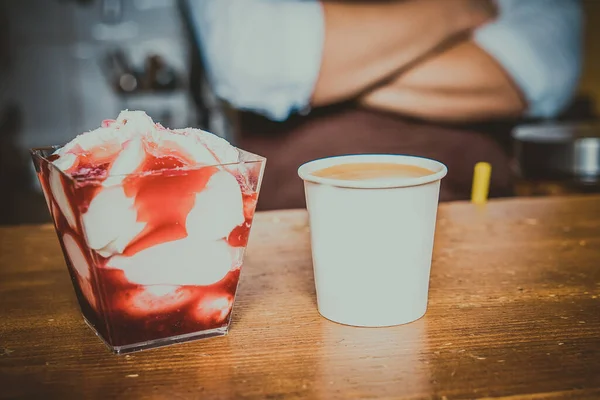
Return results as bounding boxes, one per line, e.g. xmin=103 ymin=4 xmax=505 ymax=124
xmin=227 ymin=192 xmax=258 ymax=248
xmin=122 ymin=154 xmax=219 ymax=256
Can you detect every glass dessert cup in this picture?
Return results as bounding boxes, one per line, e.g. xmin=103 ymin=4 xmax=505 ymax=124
xmin=31 ymin=145 xmax=266 ymax=354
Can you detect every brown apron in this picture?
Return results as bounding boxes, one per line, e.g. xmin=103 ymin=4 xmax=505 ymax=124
xmin=237 ymin=104 xmax=514 ymax=211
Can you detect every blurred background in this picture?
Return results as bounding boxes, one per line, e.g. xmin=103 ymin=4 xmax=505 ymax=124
xmin=0 ymin=0 xmax=209 ymax=224
xmin=0 ymin=0 xmax=599 ymax=225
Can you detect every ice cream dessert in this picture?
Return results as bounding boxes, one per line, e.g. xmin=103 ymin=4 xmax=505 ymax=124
xmin=31 ymin=111 xmax=265 ymax=353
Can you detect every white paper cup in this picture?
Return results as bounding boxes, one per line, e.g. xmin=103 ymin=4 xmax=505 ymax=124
xmin=298 ymin=154 xmax=447 ymax=327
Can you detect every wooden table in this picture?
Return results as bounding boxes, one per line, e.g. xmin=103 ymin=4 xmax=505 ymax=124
xmin=1 ymin=195 xmax=599 ymax=399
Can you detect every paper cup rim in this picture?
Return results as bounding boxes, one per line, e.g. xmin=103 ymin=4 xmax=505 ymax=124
xmin=297 ymin=154 xmax=448 ymax=189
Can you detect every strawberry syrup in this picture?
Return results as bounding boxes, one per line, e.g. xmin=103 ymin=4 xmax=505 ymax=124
xmin=35 ymin=148 xmax=260 ymax=349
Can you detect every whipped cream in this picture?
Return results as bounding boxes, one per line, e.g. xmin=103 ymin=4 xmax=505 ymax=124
xmin=53 ymin=110 xmax=240 ymax=175
xmin=62 ymin=233 xmax=98 ymax=311
xmin=48 ymin=111 xmax=250 ymax=292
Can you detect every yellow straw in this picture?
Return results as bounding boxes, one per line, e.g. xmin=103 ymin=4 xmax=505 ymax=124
xmin=471 ymin=162 xmax=492 ymax=205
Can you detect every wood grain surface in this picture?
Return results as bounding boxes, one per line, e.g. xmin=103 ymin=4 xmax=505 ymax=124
xmin=1 ymin=195 xmax=599 ymax=400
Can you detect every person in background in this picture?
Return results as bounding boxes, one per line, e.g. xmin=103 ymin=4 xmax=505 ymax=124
xmin=187 ymin=0 xmax=583 ymax=210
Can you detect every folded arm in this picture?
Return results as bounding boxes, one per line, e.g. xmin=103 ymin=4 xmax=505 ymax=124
xmin=187 ymin=0 xmax=495 ymax=121
xmin=359 ymin=40 xmax=527 ymax=122
xmin=311 ymin=0 xmax=495 ymax=106
xmin=360 ymin=0 xmax=583 ymax=122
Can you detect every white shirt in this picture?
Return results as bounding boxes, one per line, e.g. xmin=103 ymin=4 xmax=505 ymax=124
xmin=187 ymin=0 xmax=583 ymax=121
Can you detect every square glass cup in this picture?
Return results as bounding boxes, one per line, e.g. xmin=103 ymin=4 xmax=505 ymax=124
xmin=31 ymin=145 xmax=266 ymax=354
